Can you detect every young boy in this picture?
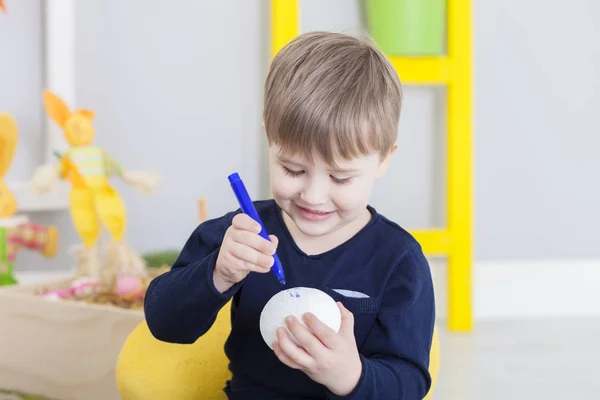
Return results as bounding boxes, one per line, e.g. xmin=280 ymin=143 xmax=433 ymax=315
xmin=144 ymin=31 xmax=435 ymax=400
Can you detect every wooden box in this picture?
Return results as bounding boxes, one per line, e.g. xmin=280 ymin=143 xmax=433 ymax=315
xmin=0 ymin=275 xmax=154 ymax=400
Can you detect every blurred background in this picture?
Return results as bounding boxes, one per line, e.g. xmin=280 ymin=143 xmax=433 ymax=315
xmin=1 ymin=0 xmax=599 ymax=399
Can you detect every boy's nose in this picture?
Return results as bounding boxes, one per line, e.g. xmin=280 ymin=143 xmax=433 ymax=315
xmin=300 ymin=179 xmax=328 ymax=206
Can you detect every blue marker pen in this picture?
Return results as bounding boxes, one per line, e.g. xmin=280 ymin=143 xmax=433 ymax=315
xmin=228 ymin=173 xmax=286 ymax=286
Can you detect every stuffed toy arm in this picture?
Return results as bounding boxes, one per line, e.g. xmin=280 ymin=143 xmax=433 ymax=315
xmin=102 ymin=150 xmax=161 ymax=195
xmin=31 ymin=163 xmax=60 ymax=193
xmin=122 ymin=170 xmax=161 ymax=195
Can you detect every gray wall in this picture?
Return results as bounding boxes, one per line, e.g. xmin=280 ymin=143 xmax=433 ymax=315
xmin=473 ymin=0 xmax=600 ymax=259
xmin=74 ymin=0 xmax=270 ymax=254
xmin=1 ymin=0 xmax=597 ymax=276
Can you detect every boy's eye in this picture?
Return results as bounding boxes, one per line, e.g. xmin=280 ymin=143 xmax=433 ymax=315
xmin=330 ymin=176 xmax=352 ymax=186
xmin=282 ymin=166 xmax=304 ymax=177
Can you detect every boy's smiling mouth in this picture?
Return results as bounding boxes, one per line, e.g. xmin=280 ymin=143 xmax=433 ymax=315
xmin=295 ymin=204 xmax=335 ymax=221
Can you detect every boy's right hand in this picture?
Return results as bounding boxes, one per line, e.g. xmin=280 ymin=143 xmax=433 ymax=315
xmin=213 ymin=213 xmax=278 ymax=293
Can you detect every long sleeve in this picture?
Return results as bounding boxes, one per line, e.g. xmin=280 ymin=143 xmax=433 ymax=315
xmin=144 ymin=212 xmax=242 ymax=344
xmin=328 ymin=246 xmax=436 ymax=400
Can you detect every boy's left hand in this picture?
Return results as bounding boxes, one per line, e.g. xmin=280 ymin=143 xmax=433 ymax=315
xmin=273 ymin=302 xmax=362 ymax=397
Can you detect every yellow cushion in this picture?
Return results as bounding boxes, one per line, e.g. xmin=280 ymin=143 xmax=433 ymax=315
xmin=116 ymin=301 xmax=440 ymax=400
xmin=424 ymin=328 xmax=440 ymax=400
xmin=116 ymin=302 xmax=233 ymax=400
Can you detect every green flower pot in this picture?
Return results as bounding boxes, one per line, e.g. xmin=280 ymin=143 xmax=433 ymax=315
xmin=365 ymin=0 xmax=447 ymax=56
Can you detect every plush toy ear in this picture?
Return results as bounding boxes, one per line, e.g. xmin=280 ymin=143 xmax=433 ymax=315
xmin=77 ymin=109 xmax=96 ymax=120
xmin=43 ymin=89 xmax=72 ymax=128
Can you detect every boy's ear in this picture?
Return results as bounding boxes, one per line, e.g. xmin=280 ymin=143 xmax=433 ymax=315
xmin=376 ymin=143 xmax=398 ymax=179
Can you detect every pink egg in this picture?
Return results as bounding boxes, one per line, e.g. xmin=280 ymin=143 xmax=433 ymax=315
xmin=115 ymin=276 xmax=142 ymax=296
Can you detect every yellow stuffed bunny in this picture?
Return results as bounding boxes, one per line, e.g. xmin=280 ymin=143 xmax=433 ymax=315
xmin=31 ymin=90 xmax=160 ymax=289
xmin=0 ymin=113 xmax=59 ymax=286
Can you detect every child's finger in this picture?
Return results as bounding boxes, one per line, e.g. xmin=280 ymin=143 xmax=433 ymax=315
xmin=233 ymin=229 xmax=276 ymax=255
xmin=232 ymin=213 xmax=262 ymax=233
xmin=228 ymin=253 xmax=271 ymax=274
xmin=229 ymin=243 xmax=274 ymax=270
xmin=273 ymin=340 xmax=303 ymax=370
xmin=302 ymin=312 xmax=339 ymax=350
xmin=337 ymin=302 xmax=356 ymax=340
xmin=285 ymin=316 xmax=326 ymax=358
xmin=268 ymin=234 xmax=279 ymax=247
xmin=276 ymin=327 xmax=314 ymax=370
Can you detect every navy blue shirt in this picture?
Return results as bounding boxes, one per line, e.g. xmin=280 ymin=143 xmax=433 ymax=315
xmin=144 ymin=200 xmax=435 ymax=400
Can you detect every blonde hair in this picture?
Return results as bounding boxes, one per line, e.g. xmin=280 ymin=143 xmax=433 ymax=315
xmin=264 ymin=31 xmax=402 ymax=166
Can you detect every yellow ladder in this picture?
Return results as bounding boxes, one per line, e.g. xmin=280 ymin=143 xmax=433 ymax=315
xmin=271 ymin=0 xmax=473 ymax=332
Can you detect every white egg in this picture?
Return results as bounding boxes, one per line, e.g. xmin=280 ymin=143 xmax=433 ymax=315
xmin=259 ymin=287 xmax=341 ymax=350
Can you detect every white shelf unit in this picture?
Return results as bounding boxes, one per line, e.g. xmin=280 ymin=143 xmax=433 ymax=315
xmin=9 ymin=0 xmax=75 ymax=212
xmin=9 ymin=180 xmax=70 ymax=212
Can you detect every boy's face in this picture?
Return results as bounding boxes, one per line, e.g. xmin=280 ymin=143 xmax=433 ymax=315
xmin=269 ymin=144 xmax=394 ymax=240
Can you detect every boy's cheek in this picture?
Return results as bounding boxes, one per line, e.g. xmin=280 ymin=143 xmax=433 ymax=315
xmin=335 ymin=198 xmax=366 ymax=215
xmin=271 ymin=179 xmax=298 ymax=201
xmin=334 ymin=182 xmax=373 ymax=211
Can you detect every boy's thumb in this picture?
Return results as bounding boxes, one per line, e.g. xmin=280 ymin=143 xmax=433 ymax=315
xmin=337 ymin=302 xmax=355 ymax=339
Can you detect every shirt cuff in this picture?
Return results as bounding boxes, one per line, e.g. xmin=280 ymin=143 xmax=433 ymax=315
xmin=325 ymin=355 xmax=368 ymax=400
xmin=203 ymin=249 xmax=243 ymax=301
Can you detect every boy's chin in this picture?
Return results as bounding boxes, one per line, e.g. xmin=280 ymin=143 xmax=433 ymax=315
xmin=291 ymin=217 xmax=338 ymax=238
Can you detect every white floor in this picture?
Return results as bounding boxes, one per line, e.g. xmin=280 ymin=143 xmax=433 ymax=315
xmin=432 ymin=318 xmax=600 ymax=400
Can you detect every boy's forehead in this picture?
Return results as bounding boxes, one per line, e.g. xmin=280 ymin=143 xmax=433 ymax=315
xmin=273 ymin=146 xmax=378 ymax=170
